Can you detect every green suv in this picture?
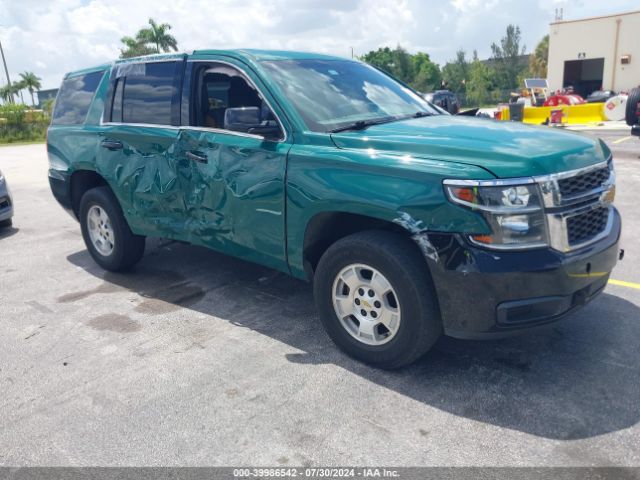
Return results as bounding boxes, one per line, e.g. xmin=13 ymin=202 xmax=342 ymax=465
xmin=47 ymin=50 xmax=621 ymax=368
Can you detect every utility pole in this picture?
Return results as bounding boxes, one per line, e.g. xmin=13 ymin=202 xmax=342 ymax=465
xmin=0 ymin=37 xmax=13 ymax=103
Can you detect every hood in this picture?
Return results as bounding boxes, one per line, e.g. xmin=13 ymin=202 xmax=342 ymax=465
xmin=330 ymin=115 xmax=608 ymax=178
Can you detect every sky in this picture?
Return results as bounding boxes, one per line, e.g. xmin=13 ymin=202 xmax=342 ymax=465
xmin=0 ymin=0 xmax=636 ymax=90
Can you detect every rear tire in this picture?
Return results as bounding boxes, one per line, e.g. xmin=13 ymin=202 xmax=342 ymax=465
xmin=79 ymin=186 xmax=145 ymax=272
xmin=0 ymin=218 xmax=12 ymax=228
xmin=313 ymin=230 xmax=442 ymax=369
xmin=625 ymin=88 xmax=640 ymax=126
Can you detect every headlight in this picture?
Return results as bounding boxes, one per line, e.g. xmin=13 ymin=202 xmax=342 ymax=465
xmin=444 ymin=180 xmax=548 ymax=250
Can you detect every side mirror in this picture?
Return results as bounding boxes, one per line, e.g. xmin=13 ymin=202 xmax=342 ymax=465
xmin=224 ymin=107 xmax=281 ymax=139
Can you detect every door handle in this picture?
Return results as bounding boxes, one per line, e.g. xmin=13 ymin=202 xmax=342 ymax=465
xmin=186 ymin=150 xmax=208 ymax=164
xmin=101 ymin=139 xmax=123 ymax=150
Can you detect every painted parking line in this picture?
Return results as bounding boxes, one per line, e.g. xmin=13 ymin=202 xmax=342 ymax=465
xmin=609 ymin=279 xmax=640 ymax=290
xmin=612 ymin=136 xmax=632 ymax=144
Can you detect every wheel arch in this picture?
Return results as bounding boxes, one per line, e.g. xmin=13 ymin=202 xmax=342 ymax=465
xmin=301 ymin=210 xmax=425 ymax=280
xmin=69 ymin=169 xmax=110 ymax=219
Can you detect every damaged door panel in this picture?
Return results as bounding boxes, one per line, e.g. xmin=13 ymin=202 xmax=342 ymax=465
xmin=98 ymin=58 xmax=187 ymax=238
xmin=174 ymin=128 xmax=289 ymax=272
xmin=175 ymin=57 xmax=290 ymax=272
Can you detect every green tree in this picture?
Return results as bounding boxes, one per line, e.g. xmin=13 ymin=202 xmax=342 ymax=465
xmin=465 ymin=51 xmax=493 ymax=106
xmin=19 ymin=72 xmax=42 ymax=106
xmin=137 ymin=18 xmax=178 ymax=54
xmin=529 ymin=35 xmax=549 ymax=78
xmin=389 ymin=46 xmax=413 ymax=84
xmin=360 ymin=45 xmax=415 ymax=84
xmin=12 ymin=80 xmax=26 ymax=104
xmin=361 ymin=46 xmax=441 ymax=92
xmin=441 ymin=50 xmax=469 ymax=94
xmin=42 ymin=98 xmax=55 ymax=117
xmin=120 ymin=36 xmax=157 ymax=58
xmin=490 ymin=24 xmax=527 ymax=90
xmin=120 ymin=18 xmax=178 ymax=58
xmin=360 ymin=46 xmax=394 ymax=73
xmin=411 ymin=52 xmax=441 ymax=92
xmin=0 ymin=84 xmax=14 ymax=104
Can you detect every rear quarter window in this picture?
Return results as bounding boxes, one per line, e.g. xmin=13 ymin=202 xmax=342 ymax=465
xmin=52 ymin=70 xmax=105 ymax=125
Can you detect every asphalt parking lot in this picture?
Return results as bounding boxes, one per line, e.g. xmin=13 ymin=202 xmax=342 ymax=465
xmin=0 ymin=128 xmax=639 ymax=467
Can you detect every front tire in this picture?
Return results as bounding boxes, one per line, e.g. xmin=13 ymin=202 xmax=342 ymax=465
xmin=0 ymin=218 xmax=12 ymax=229
xmin=79 ymin=186 xmax=145 ymax=272
xmin=314 ymin=230 xmax=442 ymax=369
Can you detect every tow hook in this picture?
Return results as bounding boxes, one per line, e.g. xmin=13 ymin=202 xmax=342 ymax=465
xmin=619 ymin=249 xmax=625 ymax=261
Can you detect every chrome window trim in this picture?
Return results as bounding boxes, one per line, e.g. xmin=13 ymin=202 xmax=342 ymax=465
xmin=99 ymin=121 xmax=268 ymax=141
xmin=100 ymin=121 xmax=180 ymax=130
xmin=186 ymin=59 xmax=288 ymax=143
xmin=178 ymin=125 xmax=267 ymax=140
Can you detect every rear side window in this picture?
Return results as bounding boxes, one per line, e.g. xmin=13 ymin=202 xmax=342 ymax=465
xmin=52 ymin=70 xmax=105 ymax=125
xmin=110 ymin=61 xmax=180 ymax=125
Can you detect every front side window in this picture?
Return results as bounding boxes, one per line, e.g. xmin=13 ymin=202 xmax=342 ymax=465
xmin=52 ymin=70 xmax=105 ymax=125
xmin=260 ymin=59 xmax=438 ymax=132
xmin=111 ymin=61 xmax=180 ymax=125
xmin=190 ymin=63 xmax=281 ymax=139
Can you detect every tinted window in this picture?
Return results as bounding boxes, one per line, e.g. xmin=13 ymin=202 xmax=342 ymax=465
xmin=52 ymin=70 xmax=105 ymax=125
xmin=111 ymin=78 xmax=124 ymax=122
xmin=117 ymin=61 xmax=179 ymax=125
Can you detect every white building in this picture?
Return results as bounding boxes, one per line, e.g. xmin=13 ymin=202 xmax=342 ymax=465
xmin=547 ymin=10 xmax=639 ymax=97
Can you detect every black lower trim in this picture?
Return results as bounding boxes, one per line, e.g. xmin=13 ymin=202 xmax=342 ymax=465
xmin=48 ymin=171 xmax=75 ymax=217
xmin=423 ymin=208 xmax=621 ymax=338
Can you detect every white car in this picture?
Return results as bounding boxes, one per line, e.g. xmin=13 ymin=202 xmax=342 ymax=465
xmin=0 ymin=169 xmax=14 ymax=228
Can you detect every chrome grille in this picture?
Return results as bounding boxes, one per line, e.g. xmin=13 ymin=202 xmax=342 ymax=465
xmin=566 ymin=207 xmax=609 ymax=246
xmin=535 ymin=159 xmax=615 ymax=252
xmin=557 ymin=166 xmax=610 ymax=197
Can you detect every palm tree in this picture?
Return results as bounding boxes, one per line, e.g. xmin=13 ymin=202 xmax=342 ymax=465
xmin=136 ymin=18 xmax=178 ymax=54
xmin=529 ymin=35 xmax=549 ymax=78
xmin=10 ymin=80 xmax=25 ymax=104
xmin=19 ymin=72 xmax=42 ymax=106
xmin=120 ymin=36 xmax=156 ymax=59
xmin=0 ymin=84 xmax=13 ymax=104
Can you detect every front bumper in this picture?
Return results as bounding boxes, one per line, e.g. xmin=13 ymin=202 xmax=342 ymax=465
xmin=426 ymin=207 xmax=622 ymax=339
xmin=0 ymin=179 xmax=13 ymax=222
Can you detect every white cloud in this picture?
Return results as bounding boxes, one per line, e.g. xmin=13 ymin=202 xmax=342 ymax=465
xmin=0 ymin=0 xmax=635 ymax=90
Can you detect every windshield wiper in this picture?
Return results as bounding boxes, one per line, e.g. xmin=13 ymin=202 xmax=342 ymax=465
xmin=328 ymin=116 xmax=397 ymax=133
xmin=329 ymin=111 xmax=434 ymax=133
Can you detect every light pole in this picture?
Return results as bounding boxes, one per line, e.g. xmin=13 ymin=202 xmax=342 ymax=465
xmin=0 ymin=37 xmax=13 ymax=103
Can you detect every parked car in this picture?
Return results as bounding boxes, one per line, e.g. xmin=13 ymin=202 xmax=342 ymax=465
xmin=423 ymin=90 xmax=460 ymax=114
xmin=47 ymin=50 xmax=621 ymax=368
xmin=0 ymin=169 xmax=14 ymax=228
xmin=586 ymin=90 xmax=616 ymax=103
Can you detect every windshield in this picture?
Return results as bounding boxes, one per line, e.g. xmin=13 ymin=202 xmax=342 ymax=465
xmin=261 ymin=59 xmax=439 ymax=132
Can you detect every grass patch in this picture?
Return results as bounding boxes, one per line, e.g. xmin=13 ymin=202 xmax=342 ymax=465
xmin=0 ymin=139 xmax=46 ymax=147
